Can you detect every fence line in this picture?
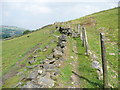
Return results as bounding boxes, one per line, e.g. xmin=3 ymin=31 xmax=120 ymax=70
xmin=56 ymin=24 xmax=109 ymax=88
xmin=77 ymin=25 xmax=108 ymax=88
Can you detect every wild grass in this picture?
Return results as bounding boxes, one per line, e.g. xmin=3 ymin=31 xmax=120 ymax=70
xmin=57 ymin=37 xmax=74 ymax=87
xmin=75 ymin=37 xmax=103 ymax=88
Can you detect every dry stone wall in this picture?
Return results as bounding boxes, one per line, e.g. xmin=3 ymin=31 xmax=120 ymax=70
xmin=13 ymin=26 xmax=80 ymax=88
xmin=18 ymin=28 xmax=70 ymax=88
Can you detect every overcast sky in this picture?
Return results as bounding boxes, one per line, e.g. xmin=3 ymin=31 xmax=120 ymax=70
xmin=0 ymin=0 xmax=119 ymax=30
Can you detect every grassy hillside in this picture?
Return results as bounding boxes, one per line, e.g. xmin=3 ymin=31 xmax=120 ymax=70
xmin=2 ymin=25 xmax=55 ymax=75
xmin=2 ymin=25 xmax=59 ymax=87
xmin=54 ymin=7 xmax=118 ymax=88
xmin=69 ymin=7 xmax=118 ymax=71
xmin=2 ymin=7 xmax=118 ymax=88
xmin=65 ymin=7 xmax=118 ymax=87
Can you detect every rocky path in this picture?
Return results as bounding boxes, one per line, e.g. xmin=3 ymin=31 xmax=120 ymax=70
xmin=70 ymin=40 xmax=80 ymax=88
xmin=54 ymin=36 xmax=71 ymax=88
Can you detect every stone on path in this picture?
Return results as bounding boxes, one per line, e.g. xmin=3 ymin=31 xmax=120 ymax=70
xmin=92 ymin=61 xmax=100 ymax=69
xmin=20 ymin=75 xmax=26 ymax=81
xmin=35 ymin=48 xmax=42 ymax=52
xmin=26 ymin=66 xmax=34 ymax=69
xmin=53 ymin=46 xmax=64 ymax=53
xmin=41 ymin=59 xmax=56 ymax=64
xmin=43 ymin=64 xmax=56 ymax=70
xmin=22 ymin=81 xmax=42 ymax=88
xmin=37 ymin=76 xmax=54 ymax=88
xmin=12 ymin=82 xmax=22 ymax=88
xmin=53 ymin=50 xmax=63 ymax=58
xmin=17 ymin=72 xmax=23 ymax=76
xmin=109 ymin=53 xmax=115 ymax=55
xmin=59 ymin=41 xmax=66 ymax=48
xmin=43 ymin=48 xmax=47 ymax=52
xmin=28 ymin=59 xmax=36 ymax=65
xmin=46 ymin=54 xmax=54 ymax=60
xmin=26 ymin=70 xmax=38 ymax=80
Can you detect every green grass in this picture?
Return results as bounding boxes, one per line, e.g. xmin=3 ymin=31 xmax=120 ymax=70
xmin=2 ymin=75 xmax=20 ymax=88
xmin=60 ymin=65 xmax=72 ymax=82
xmin=57 ymin=37 xmax=74 ymax=87
xmin=75 ymin=38 xmax=103 ymax=88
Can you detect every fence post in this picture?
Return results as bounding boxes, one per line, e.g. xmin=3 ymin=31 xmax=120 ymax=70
xmin=100 ymin=33 xmax=108 ymax=88
xmin=84 ymin=27 xmax=89 ymax=55
xmin=80 ymin=26 xmax=83 ymax=41
xmin=82 ymin=26 xmax=85 ymax=47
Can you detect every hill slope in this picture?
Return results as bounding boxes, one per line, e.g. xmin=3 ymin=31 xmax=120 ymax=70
xmin=2 ymin=7 xmax=118 ymax=88
xmin=64 ymin=7 xmax=118 ymax=88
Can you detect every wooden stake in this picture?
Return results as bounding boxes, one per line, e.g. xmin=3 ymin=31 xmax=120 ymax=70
xmin=100 ymin=33 xmax=108 ymax=88
xmin=82 ymin=27 xmax=85 ymax=47
xmin=80 ymin=26 xmax=83 ymax=41
xmin=84 ymin=27 xmax=89 ymax=55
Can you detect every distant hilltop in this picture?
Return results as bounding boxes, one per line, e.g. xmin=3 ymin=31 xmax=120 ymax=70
xmin=0 ymin=25 xmax=28 ymax=39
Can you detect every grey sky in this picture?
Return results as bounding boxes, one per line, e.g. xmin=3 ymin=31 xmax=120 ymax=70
xmin=0 ymin=0 xmax=119 ymax=30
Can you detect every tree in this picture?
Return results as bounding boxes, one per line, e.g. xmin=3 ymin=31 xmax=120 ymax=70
xmin=23 ymin=30 xmax=31 ymax=35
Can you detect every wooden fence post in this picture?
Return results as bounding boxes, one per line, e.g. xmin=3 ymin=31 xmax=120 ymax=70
xmin=84 ymin=27 xmax=89 ymax=55
xmin=100 ymin=33 xmax=108 ymax=88
xmin=80 ymin=26 xmax=83 ymax=41
xmin=81 ymin=26 xmax=89 ymax=55
xmin=82 ymin=27 xmax=89 ymax=55
xmin=82 ymin=26 xmax=85 ymax=47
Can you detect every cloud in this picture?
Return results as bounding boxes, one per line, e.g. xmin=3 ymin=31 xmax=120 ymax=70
xmin=3 ymin=11 xmax=11 ymax=16
xmin=57 ymin=4 xmax=99 ymax=16
xmin=1 ymin=0 xmax=119 ymax=3
xmin=24 ymin=5 xmax=52 ymax=14
xmin=2 ymin=2 xmax=52 ymax=15
xmin=107 ymin=2 xmax=118 ymax=8
xmin=1 ymin=0 xmax=27 ymax=2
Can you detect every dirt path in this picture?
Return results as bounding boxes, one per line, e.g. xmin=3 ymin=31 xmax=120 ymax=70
xmin=56 ymin=37 xmax=81 ymax=88
xmin=54 ymin=37 xmax=70 ymax=88
xmin=70 ymin=39 xmax=81 ymax=88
